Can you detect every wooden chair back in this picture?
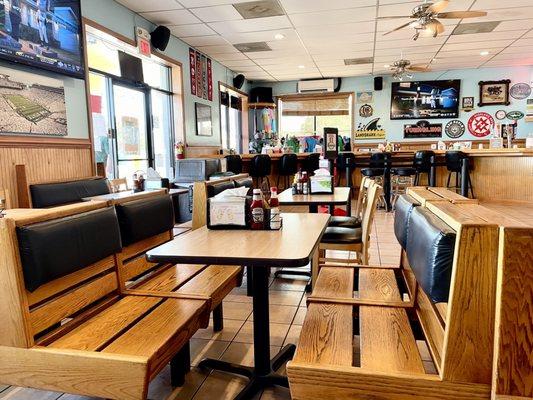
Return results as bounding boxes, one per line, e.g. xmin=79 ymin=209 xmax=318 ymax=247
xmin=0 ymin=202 xmax=120 ymax=348
xmin=0 ymin=188 xmax=10 ymax=210
xmin=354 ymin=176 xmax=372 ymax=218
xmin=109 ymin=178 xmax=129 ymax=192
xmin=191 ymin=173 xmax=250 ymax=230
xmin=360 ymin=183 xmax=381 ymax=264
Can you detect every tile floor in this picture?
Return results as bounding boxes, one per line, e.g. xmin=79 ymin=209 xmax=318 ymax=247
xmin=0 ymin=207 xmax=405 ymax=400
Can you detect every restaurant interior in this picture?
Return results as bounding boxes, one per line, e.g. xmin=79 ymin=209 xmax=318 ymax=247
xmin=0 ymin=0 xmax=532 ymax=399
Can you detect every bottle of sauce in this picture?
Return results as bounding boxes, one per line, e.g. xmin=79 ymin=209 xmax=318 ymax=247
xmin=269 ymin=187 xmax=281 ymax=230
xmin=297 ymin=169 xmax=303 ymax=194
xmin=302 ymin=172 xmax=309 ymax=195
xmin=132 ymin=173 xmax=139 ymax=192
xmin=250 ymin=189 xmax=264 ymax=230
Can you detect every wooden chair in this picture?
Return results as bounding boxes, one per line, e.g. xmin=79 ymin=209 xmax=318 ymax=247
xmin=288 ymin=196 xmax=503 ymax=400
xmin=109 ymin=177 xmax=129 ymax=192
xmin=0 ymin=188 xmax=10 ymax=210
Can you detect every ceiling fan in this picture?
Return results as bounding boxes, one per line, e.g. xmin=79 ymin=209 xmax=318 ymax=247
xmin=390 ymin=59 xmax=431 ymax=80
xmin=379 ymin=0 xmax=487 ymax=41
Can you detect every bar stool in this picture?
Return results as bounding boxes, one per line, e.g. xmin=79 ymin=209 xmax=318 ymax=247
xmin=277 ymin=153 xmax=298 ymax=190
xmin=413 ymin=150 xmax=434 ymax=185
xmin=361 ymin=152 xmax=390 ymax=208
xmin=336 ymin=152 xmax=357 ymax=189
xmin=304 ymin=153 xmax=320 ymax=175
xmin=225 ymin=155 xmax=243 ymax=175
xmin=389 ymin=166 xmax=416 ymax=209
xmin=445 ymin=151 xmax=474 ymax=198
xmin=249 ymin=154 xmax=271 ymax=192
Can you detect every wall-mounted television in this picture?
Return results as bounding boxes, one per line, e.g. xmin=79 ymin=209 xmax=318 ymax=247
xmin=390 ymin=80 xmax=460 ymax=120
xmin=0 ymin=0 xmax=84 ymax=78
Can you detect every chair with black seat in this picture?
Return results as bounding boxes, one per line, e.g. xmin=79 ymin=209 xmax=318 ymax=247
xmin=336 ymin=152 xmax=357 ymax=189
xmin=225 ymin=154 xmax=243 ymax=175
xmin=304 ymin=153 xmax=320 ymax=175
xmin=328 ymin=176 xmax=373 ymax=229
xmin=277 ymin=153 xmax=298 ymax=190
xmin=249 ymin=154 xmax=272 ymax=193
xmin=445 ymin=151 xmax=474 ymax=198
xmin=413 ymin=150 xmax=434 ymax=185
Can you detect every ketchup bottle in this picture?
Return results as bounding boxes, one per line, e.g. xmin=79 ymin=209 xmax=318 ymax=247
xmin=250 ymin=189 xmax=264 ymax=230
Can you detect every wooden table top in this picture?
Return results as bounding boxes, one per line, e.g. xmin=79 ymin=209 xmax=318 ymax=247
xmin=82 ymin=189 xmax=167 ymax=203
xmin=278 ymin=187 xmax=351 ymax=206
xmin=147 ymin=213 xmax=330 ymax=268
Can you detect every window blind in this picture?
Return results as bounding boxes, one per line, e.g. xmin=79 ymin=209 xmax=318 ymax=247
xmin=281 ymin=94 xmax=351 ymax=116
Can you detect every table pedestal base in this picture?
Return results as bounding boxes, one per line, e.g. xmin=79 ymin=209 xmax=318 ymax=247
xmin=198 ymin=344 xmax=295 ymax=399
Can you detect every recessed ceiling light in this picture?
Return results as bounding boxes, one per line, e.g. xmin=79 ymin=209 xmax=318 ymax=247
xmin=298 ymin=65 xmax=305 ymax=69
xmin=480 ymin=51 xmax=490 ymax=56
xmin=274 ymin=33 xmax=285 ymax=40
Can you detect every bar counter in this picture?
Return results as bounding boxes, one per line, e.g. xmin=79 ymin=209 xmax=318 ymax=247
xmin=212 ymin=148 xmax=533 ymax=203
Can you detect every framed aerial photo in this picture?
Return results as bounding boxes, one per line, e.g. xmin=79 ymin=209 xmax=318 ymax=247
xmin=195 ymin=103 xmax=212 ymax=136
xmin=478 ymin=80 xmax=511 ymax=107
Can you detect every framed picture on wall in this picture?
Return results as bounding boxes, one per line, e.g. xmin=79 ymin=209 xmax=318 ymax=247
xmin=195 ymin=103 xmax=212 ymax=136
xmin=478 ymin=80 xmax=511 ymax=107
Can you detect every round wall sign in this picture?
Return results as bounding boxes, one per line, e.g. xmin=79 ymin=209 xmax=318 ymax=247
xmin=507 ymin=110 xmax=525 ymax=120
xmin=445 ymin=120 xmax=465 ymax=138
xmin=509 ymin=83 xmax=531 ymax=100
xmin=495 ymin=110 xmax=507 ymax=120
xmin=468 ymin=112 xmax=495 ymax=137
xmin=359 ymin=104 xmax=373 ymax=118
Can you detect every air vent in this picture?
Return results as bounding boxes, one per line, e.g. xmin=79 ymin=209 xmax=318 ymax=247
xmin=452 ymin=21 xmax=501 ymax=35
xmin=233 ymin=0 xmax=285 ymax=19
xmin=234 ymin=42 xmax=272 ymax=52
xmin=344 ymin=57 xmax=374 ymax=65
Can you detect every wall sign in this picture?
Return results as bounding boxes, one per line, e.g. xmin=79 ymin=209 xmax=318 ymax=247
xmin=359 ymin=104 xmax=373 ymax=118
xmin=495 ymin=110 xmax=507 ymax=120
xmin=355 ymin=118 xmax=385 ymax=140
xmin=462 ymin=96 xmax=474 ymax=112
xmin=189 ymin=48 xmax=197 ymax=96
xmin=506 ymin=111 xmax=525 ymax=121
xmin=189 ymin=49 xmax=213 ymax=101
xmin=324 ymin=127 xmax=339 ymax=159
xmin=404 ymin=120 xmax=442 ymax=139
xmin=478 ymin=80 xmax=511 ymax=107
xmin=509 ymin=83 xmax=531 ymax=100
xmin=468 ymin=112 xmax=495 ymax=137
xmin=356 ymin=91 xmax=373 ymax=103
xmin=445 ymin=120 xmax=465 ymax=139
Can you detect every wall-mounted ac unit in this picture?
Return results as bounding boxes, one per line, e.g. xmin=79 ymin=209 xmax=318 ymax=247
xmin=297 ymin=78 xmax=335 ymax=93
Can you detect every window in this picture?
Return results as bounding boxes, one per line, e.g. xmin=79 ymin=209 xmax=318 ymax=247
xmin=279 ymin=93 xmax=353 ymax=138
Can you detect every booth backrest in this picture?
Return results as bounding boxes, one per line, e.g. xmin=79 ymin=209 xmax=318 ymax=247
xmin=406 ymin=206 xmax=456 ymax=303
xmin=30 ymin=178 xmax=110 ymax=208
xmin=207 ymin=180 xmax=236 ymax=198
xmin=115 ymin=196 xmax=174 ymax=247
xmin=393 ymin=194 xmax=420 ymax=249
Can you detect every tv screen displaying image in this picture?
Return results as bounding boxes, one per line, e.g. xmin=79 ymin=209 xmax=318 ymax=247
xmin=0 ymin=0 xmax=84 ymax=78
xmin=390 ymin=80 xmax=460 ymax=120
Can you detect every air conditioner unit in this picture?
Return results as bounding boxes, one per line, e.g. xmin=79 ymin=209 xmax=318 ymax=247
xmin=297 ymin=78 xmax=335 ymax=93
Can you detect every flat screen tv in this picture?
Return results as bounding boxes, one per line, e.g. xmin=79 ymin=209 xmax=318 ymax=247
xmin=0 ymin=0 xmax=84 ymax=78
xmin=390 ymin=80 xmax=460 ymax=120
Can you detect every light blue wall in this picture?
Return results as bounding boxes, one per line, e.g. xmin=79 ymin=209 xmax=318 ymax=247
xmin=254 ymin=66 xmax=533 ymax=143
xmin=81 ymin=0 xmax=240 ymax=146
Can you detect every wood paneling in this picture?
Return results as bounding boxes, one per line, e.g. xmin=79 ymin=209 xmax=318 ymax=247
xmin=0 ymin=145 xmax=93 ymax=208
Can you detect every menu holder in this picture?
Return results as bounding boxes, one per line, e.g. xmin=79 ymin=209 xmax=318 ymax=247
xmin=310 ymin=176 xmax=334 ymax=194
xmin=206 ymin=197 xmax=282 ymax=230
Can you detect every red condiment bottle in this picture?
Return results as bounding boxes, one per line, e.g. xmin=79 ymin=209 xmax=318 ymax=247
xmin=250 ymin=189 xmax=264 ymax=230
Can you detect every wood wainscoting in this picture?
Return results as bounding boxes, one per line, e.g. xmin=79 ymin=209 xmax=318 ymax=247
xmin=185 ymin=145 xmax=221 ymax=158
xmin=0 ymin=136 xmax=93 ymax=208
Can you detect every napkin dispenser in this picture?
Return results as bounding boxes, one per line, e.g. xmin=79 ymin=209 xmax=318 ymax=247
xmin=310 ymin=170 xmax=333 ymax=194
xmin=207 ymin=187 xmax=251 ymax=229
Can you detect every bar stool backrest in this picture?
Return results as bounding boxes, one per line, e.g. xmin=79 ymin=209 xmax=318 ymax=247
xmin=225 ymin=155 xmax=243 ymax=175
xmin=304 ymin=153 xmax=320 ymax=174
xmin=249 ymin=155 xmax=271 ymax=177
xmin=369 ymin=152 xmax=390 ymax=168
xmin=279 ymin=153 xmax=298 ymax=175
xmin=445 ymin=151 xmax=467 ymax=173
xmin=336 ymin=152 xmax=357 ymax=169
xmin=413 ymin=150 xmax=434 ymax=173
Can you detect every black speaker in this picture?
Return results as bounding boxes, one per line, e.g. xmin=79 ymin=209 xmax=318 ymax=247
xmin=250 ymin=87 xmax=273 ymax=103
xmin=233 ymin=74 xmax=245 ymax=89
xmin=374 ymin=76 xmax=383 ymax=91
xmin=151 ymin=26 xmax=171 ymax=51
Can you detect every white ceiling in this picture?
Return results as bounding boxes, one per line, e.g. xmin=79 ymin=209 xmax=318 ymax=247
xmin=116 ymin=0 xmax=533 ymax=81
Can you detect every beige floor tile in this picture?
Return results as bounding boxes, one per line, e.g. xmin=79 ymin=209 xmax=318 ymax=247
xmin=146 ymin=365 xmax=210 ymax=400
xmin=1 ymin=387 xmax=61 ymax=399
xmin=248 ymin=305 xmax=298 ymax=324
xmin=260 ymin=386 xmax=291 ymax=400
xmin=190 ymin=339 xmax=231 ymax=366
xmin=225 ymin=287 xmax=253 ymax=303
xmin=221 ymin=301 xmax=253 ymax=321
xmin=268 ymin=290 xmax=303 ymax=306
xmin=269 ymin=276 xmax=308 ymax=292
xmin=234 ymin=322 xmax=291 ymax=346
xmin=193 ymin=319 xmax=245 ymax=342
xmin=220 ymin=342 xmax=281 ymax=367
xmin=190 ymin=371 xmax=255 ymax=400
xmin=292 ymin=307 xmax=307 ymax=325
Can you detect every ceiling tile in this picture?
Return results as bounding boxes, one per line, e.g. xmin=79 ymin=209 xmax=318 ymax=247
xmin=473 ymin=0 xmax=533 ymax=9
xmin=208 ymin=16 xmax=292 ymax=34
xmin=212 ymin=52 xmax=249 ymax=61
xmin=223 ymin=29 xmax=298 ymax=44
xmin=447 ymin=30 xmax=527 ymax=43
xmin=494 ymin=19 xmax=533 ymax=31
xmin=289 ymin=6 xmax=376 ymax=27
xmin=179 ymin=0 xmax=251 ymax=7
xmin=115 ymin=0 xmax=182 ymax=13
xmin=140 ymin=9 xmax=200 ymax=25
xmin=190 ymin=5 xmax=243 ymax=22
xmin=466 ymin=6 xmax=533 ymax=23
xmin=221 ymin=59 xmax=258 ymax=67
xmin=375 ymin=36 xmax=447 ymax=50
xmin=280 ymin=0 xmax=376 ymax=14
xmin=441 ymin=39 xmax=514 ymax=51
xmin=501 ymin=45 xmax=533 ymax=54
xmin=197 ymin=44 xmax=240 ymax=55
xmin=181 ymin=35 xmax=229 ymax=46
xmin=256 ymin=56 xmax=314 ymax=66
xmin=169 ymin=24 xmax=216 ymax=37
xmin=513 ymin=37 xmax=533 ymax=47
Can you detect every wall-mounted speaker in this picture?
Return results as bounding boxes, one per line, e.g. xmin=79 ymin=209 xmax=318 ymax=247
xmin=374 ymin=76 xmax=383 ymax=91
xmin=233 ymin=74 xmax=245 ymax=89
xmin=151 ymin=26 xmax=171 ymax=51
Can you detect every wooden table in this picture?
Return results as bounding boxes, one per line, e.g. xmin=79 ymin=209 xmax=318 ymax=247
xmin=146 ymin=213 xmax=330 ymax=400
xmin=81 ymin=189 xmax=167 ymax=204
xmin=278 ymin=187 xmax=351 ymax=215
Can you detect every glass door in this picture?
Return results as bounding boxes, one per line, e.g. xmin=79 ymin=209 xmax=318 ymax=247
xmin=112 ymin=83 xmax=151 ymax=183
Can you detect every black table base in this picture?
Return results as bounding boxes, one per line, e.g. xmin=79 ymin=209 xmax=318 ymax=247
xmin=198 ymin=267 xmax=296 ymax=399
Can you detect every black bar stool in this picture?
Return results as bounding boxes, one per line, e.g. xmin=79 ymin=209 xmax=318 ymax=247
xmin=304 ymin=153 xmax=320 ymax=175
xmin=225 ymin=154 xmax=243 ymax=175
xmin=336 ymin=152 xmax=357 ymax=189
xmin=361 ymin=152 xmax=390 ymax=209
xmin=250 ymin=154 xmax=271 ymax=192
xmin=445 ymin=151 xmax=474 ymax=198
xmin=277 ymin=153 xmax=298 ymax=190
xmin=413 ymin=150 xmax=434 ymax=185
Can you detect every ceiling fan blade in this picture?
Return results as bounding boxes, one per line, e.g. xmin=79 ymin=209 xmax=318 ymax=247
xmin=408 ymin=65 xmax=431 ymax=72
xmin=383 ymin=21 xmax=412 ymax=36
xmin=437 ymin=10 xmax=488 ymax=19
xmin=425 ymin=20 xmax=446 ymax=35
xmin=427 ymin=0 xmax=450 ymax=14
xmin=377 ymin=15 xmax=413 ymax=20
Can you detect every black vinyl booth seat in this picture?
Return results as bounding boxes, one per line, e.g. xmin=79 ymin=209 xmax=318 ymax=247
xmin=405 ymin=207 xmax=456 ymax=303
xmin=328 ymin=215 xmax=361 ymax=228
xmin=393 ymin=194 xmax=420 ymax=249
xmin=234 ymin=176 xmax=253 ymax=189
xmin=321 ymin=226 xmax=362 ymax=244
xmin=207 ymin=180 xmax=235 ymax=197
xmin=30 ymin=178 xmax=110 ymax=208
xmin=116 ymin=195 xmax=175 ymax=246
xmin=16 ymin=207 xmax=122 ymax=292
xmin=225 ymin=155 xmax=243 ymax=175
